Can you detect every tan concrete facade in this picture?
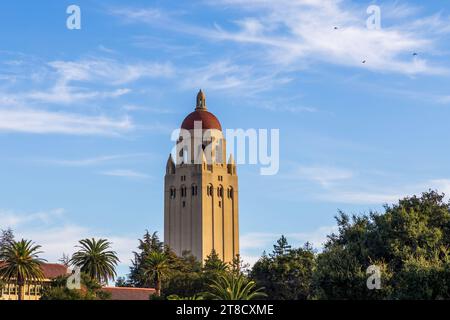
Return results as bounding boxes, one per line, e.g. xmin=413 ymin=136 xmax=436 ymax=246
xmin=164 ymin=91 xmax=239 ymax=264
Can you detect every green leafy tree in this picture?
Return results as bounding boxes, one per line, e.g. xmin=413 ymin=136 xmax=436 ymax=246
xmin=203 ymin=273 xmax=267 ymax=300
xmin=163 ymin=251 xmax=248 ymax=299
xmin=251 ymin=238 xmax=316 ymax=300
xmin=128 ymin=231 xmax=163 ymax=287
xmin=115 ymin=276 xmax=132 ymax=287
xmin=197 ymin=249 xmax=230 ymax=294
xmin=230 ymin=254 xmax=250 ymax=276
xmin=163 ymin=250 xmax=203 ymax=298
xmin=0 ymin=228 xmax=14 ymax=253
xmin=163 ymin=271 xmax=204 ymax=298
xmin=271 ymin=235 xmax=291 ymax=257
xmin=0 ymin=229 xmax=15 ymax=295
xmin=40 ymin=273 xmax=111 ymax=300
xmin=314 ymin=245 xmax=388 ymax=299
xmin=203 ymin=250 xmax=229 ymax=273
xmin=0 ymin=239 xmax=46 ymax=300
xmin=162 ymin=250 xmax=252 ymax=299
xmin=177 ymin=250 xmax=202 ymax=273
xmin=70 ymin=238 xmax=119 ymax=284
xmin=314 ymin=190 xmax=450 ymax=299
xmin=122 ymin=231 xmax=204 ymax=295
xmin=394 ymin=253 xmax=450 ymax=299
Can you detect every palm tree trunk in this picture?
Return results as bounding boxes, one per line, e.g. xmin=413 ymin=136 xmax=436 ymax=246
xmin=155 ymin=279 xmax=161 ymax=296
xmin=17 ymin=278 xmax=24 ymax=301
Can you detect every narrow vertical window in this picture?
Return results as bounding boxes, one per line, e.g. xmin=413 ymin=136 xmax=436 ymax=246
xmin=207 ymin=184 xmax=213 ymax=196
xmin=191 ymin=184 xmax=198 ymax=196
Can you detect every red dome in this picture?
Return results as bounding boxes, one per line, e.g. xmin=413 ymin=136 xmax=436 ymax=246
xmin=181 ymin=110 xmax=222 ymax=131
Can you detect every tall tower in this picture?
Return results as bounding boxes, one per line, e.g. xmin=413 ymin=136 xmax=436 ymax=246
xmin=164 ymin=90 xmax=239 ymax=264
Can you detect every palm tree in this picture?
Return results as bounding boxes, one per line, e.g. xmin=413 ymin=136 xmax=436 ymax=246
xmin=144 ymin=251 xmax=170 ymax=296
xmin=0 ymin=239 xmax=46 ymax=300
xmin=203 ymin=273 xmax=267 ymax=300
xmin=70 ymin=238 xmax=119 ymax=284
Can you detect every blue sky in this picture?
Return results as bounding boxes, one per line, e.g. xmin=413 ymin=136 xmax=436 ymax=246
xmin=1 ymin=0 xmax=450 ymax=277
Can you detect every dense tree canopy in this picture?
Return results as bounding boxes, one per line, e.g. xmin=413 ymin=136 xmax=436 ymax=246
xmin=35 ymin=190 xmax=450 ymax=300
xmin=314 ymin=190 xmax=450 ymax=299
xmin=41 ymin=273 xmax=111 ymax=300
xmin=127 ymin=231 xmax=164 ymax=287
xmin=251 ymin=238 xmax=316 ymax=300
xmin=122 ymin=231 xmax=264 ymax=299
xmin=120 ymin=192 xmax=450 ymax=300
xmin=162 ymin=250 xmax=204 ymax=298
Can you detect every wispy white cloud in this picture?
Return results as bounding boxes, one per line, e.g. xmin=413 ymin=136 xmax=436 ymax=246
xmin=0 ymin=108 xmax=133 ymax=135
xmin=0 ymin=208 xmax=65 ymax=228
xmin=317 ymin=181 xmax=450 ymax=205
xmin=48 ymin=58 xmax=174 ymax=86
xmin=285 ymin=161 xmax=450 ymax=205
xmin=110 ymin=7 xmax=165 ymax=23
xmin=427 ymin=179 xmax=450 ymax=197
xmin=436 ymin=95 xmax=450 ymax=104
xmin=112 ymin=1 xmax=449 ymax=75
xmin=317 ymin=190 xmax=402 ymax=205
xmin=240 ymin=233 xmax=273 ymax=250
xmin=380 ymin=2 xmax=421 ymax=20
xmin=100 ymin=169 xmax=150 ymax=179
xmin=23 ymin=58 xmax=173 ymax=105
xmin=264 ymin=105 xmax=317 ymax=113
xmin=319 ymin=178 xmax=450 ymax=205
xmin=211 ymin=0 xmax=446 ymax=75
xmin=122 ymin=104 xmax=174 ymax=114
xmin=39 ymin=153 xmax=153 ymax=167
xmin=405 ymin=13 xmax=450 ymax=35
xmin=0 ymin=95 xmax=20 ymax=107
xmin=0 ymin=54 xmax=177 ymax=137
xmin=294 ymin=165 xmax=354 ymax=187
xmin=308 ymin=177 xmax=450 ymax=205
xmin=180 ymin=60 xmax=291 ymax=94
xmin=0 ymin=55 xmax=174 ymax=106
xmin=27 ymin=87 xmax=130 ymax=105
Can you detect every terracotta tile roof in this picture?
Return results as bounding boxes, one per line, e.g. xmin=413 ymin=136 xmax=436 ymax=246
xmin=102 ymin=287 xmax=156 ymax=300
xmin=41 ymin=263 xmax=70 ymax=279
xmin=0 ymin=261 xmax=69 ymax=280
